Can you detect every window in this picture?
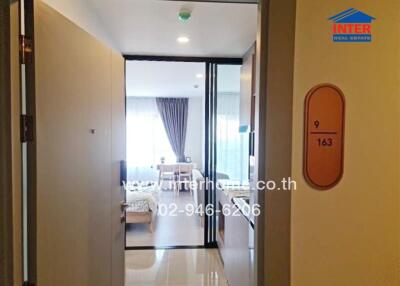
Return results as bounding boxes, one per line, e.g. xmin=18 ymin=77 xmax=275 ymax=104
xmin=126 ymin=97 xmax=175 ymax=181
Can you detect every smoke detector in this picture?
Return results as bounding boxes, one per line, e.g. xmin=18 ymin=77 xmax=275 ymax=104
xmin=178 ymin=9 xmax=191 ymax=22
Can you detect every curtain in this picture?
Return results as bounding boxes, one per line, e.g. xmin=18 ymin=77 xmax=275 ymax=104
xmin=216 ymin=92 xmax=248 ymax=182
xmin=156 ymin=98 xmax=189 ymax=162
xmin=126 ymin=97 xmax=175 ymax=181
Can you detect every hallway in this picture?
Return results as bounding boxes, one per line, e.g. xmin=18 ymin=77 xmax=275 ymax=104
xmin=2 ymin=1 xmax=399 ymax=286
xmin=125 ymin=249 xmax=228 ymax=286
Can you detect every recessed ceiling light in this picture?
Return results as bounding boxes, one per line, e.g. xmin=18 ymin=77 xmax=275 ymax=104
xmin=177 ymin=36 xmax=190 ymax=43
xmin=196 ymin=73 xmax=204 ymax=79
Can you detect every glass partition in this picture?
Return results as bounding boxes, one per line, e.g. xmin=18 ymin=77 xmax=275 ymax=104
xmin=216 ymin=65 xmax=249 ymax=183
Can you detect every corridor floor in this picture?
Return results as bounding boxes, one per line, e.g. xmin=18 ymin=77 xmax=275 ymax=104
xmin=125 ymin=249 xmax=228 ymax=286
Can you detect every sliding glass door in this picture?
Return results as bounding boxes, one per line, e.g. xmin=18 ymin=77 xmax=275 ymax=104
xmin=123 ymin=58 xmax=242 ymax=248
xmin=204 ymin=62 xmax=217 ymax=245
xmin=204 ymin=61 xmax=244 ymax=246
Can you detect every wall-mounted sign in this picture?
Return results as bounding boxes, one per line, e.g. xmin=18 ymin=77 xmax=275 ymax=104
xmin=328 ymin=8 xmax=376 ymax=42
xmin=303 ymin=84 xmax=345 ymax=190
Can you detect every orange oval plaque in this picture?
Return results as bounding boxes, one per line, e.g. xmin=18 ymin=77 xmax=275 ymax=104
xmin=303 ymin=84 xmax=345 ymax=190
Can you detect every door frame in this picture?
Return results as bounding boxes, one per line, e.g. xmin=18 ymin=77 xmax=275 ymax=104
xmin=254 ymin=0 xmax=296 ymax=285
xmin=0 ymin=0 xmax=14 ymax=285
xmin=123 ymin=55 xmax=242 ymax=250
xmin=22 ymin=0 xmax=37 ymax=285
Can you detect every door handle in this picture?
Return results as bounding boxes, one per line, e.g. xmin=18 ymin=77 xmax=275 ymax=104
xmin=120 ymin=201 xmax=129 ymax=212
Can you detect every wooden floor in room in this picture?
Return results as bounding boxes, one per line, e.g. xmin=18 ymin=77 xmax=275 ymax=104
xmin=125 ymin=190 xmax=204 ymax=247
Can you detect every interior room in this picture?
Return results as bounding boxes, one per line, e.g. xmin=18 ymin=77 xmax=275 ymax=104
xmin=124 ymin=60 xmax=206 ymax=247
xmin=123 ymin=58 xmax=251 ymax=249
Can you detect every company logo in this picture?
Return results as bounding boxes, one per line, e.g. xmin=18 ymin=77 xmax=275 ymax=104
xmin=328 ymin=8 xmax=376 ymax=42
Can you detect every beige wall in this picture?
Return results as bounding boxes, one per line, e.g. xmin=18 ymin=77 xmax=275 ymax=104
xmin=291 ymin=1 xmax=400 ymax=285
xmin=42 ymin=0 xmax=117 ymax=50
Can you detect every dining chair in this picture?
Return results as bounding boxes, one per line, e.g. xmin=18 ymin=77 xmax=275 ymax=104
xmin=177 ymin=164 xmax=193 ymax=195
xmin=158 ymin=164 xmax=177 ymax=192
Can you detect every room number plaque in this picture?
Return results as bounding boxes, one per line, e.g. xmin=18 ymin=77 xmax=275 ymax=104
xmin=303 ymin=84 xmax=345 ymax=190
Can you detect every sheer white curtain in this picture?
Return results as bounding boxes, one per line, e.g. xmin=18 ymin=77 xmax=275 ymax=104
xmin=216 ymin=92 xmax=248 ymax=182
xmin=126 ymin=97 xmax=175 ymax=181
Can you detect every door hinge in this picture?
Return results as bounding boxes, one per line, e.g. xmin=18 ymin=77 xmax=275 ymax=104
xmin=20 ymin=35 xmax=33 ymax=64
xmin=20 ymin=115 xmax=34 ymax=143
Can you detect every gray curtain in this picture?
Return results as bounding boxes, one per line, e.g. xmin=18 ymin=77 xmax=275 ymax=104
xmin=156 ymin=98 xmax=188 ymax=162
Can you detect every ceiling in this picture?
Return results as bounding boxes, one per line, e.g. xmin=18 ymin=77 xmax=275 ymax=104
xmin=44 ymin=0 xmax=258 ymax=57
xmin=126 ymin=61 xmax=205 ymax=97
xmin=126 ymin=61 xmax=241 ymax=97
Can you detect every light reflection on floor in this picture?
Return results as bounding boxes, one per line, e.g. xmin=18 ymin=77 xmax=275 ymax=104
xmin=125 ymin=249 xmax=228 ymax=286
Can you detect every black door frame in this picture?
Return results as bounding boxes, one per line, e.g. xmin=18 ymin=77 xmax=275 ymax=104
xmin=123 ymin=55 xmax=242 ymax=250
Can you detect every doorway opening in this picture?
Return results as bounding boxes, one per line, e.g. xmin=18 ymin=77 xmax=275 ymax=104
xmin=115 ymin=1 xmax=258 ymax=285
xmin=123 ymin=57 xmax=245 ymax=250
xmin=124 ymin=59 xmax=206 ymax=248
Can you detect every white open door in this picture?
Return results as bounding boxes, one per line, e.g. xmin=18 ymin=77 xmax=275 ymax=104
xmin=23 ymin=1 xmax=126 ymax=285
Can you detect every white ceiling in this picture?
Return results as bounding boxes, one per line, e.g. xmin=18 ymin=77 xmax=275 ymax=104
xmin=44 ymin=0 xmax=258 ymax=57
xmin=126 ymin=61 xmax=205 ymax=97
xmin=126 ymin=61 xmax=241 ymax=97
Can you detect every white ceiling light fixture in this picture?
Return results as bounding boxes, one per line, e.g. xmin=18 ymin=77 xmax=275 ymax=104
xmin=177 ymin=36 xmax=190 ymax=43
xmin=196 ymin=73 xmax=204 ymax=78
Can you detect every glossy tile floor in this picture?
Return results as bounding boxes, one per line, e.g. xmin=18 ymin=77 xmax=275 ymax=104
xmin=126 ymin=190 xmax=204 ymax=247
xmin=125 ymin=249 xmax=228 ymax=286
